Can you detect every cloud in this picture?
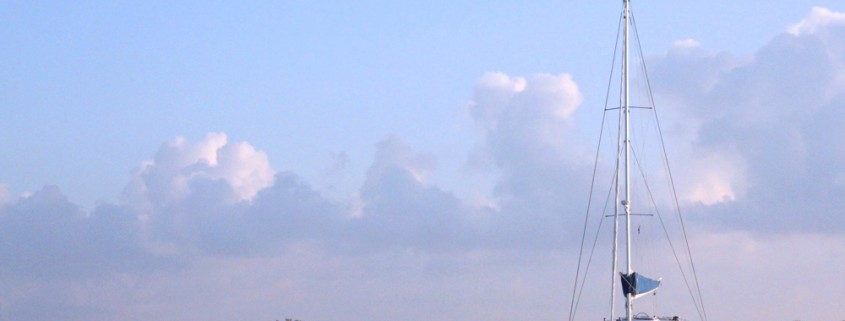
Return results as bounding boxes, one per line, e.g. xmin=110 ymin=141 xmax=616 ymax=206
xmin=787 ymin=6 xmax=845 ymax=36
xmin=0 ymin=186 xmax=154 ymax=280
xmin=355 ymin=136 xmax=473 ymax=250
xmin=466 ymin=72 xmax=593 ymax=248
xmin=468 ymin=72 xmax=583 ymax=160
xmin=123 ymin=132 xmax=275 ymax=213
xmin=646 ymin=7 xmax=845 ymax=233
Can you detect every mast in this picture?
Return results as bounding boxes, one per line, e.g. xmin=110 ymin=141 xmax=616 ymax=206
xmin=576 ymin=2 xmax=690 ymax=321
xmin=623 ymin=1 xmax=634 ymax=321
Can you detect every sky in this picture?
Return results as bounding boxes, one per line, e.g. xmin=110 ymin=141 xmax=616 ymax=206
xmin=1 ymin=1 xmax=845 ymax=320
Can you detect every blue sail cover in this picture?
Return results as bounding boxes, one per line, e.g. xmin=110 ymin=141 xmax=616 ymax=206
xmin=620 ymin=272 xmax=661 ymax=299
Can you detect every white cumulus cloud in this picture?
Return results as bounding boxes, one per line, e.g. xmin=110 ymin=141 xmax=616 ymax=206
xmin=647 ymin=7 xmax=845 ymax=232
xmin=787 ymin=6 xmax=845 ymax=36
xmin=124 ymin=132 xmax=275 ymax=211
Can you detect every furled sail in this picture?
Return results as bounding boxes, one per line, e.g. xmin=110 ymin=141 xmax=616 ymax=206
xmin=620 ymin=272 xmax=661 ymax=299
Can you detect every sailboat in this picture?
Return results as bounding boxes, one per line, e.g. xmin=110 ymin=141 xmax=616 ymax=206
xmin=568 ymin=2 xmax=708 ymax=321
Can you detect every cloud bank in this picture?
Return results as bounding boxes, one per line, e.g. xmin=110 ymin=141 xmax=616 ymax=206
xmin=648 ymin=7 xmax=845 ymax=233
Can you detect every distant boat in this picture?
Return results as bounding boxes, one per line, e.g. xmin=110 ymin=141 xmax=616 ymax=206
xmin=567 ymin=2 xmax=708 ymax=321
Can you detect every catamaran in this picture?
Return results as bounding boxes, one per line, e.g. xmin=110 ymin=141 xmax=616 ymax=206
xmin=567 ymin=2 xmax=709 ymax=321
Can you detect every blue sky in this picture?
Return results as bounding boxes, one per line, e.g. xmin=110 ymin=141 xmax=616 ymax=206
xmin=2 ymin=1 xmax=845 ymax=320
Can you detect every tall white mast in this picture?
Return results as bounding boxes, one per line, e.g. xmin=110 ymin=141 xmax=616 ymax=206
xmin=623 ymin=1 xmax=634 ymax=321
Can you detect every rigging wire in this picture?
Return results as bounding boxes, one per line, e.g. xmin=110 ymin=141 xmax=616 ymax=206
xmin=573 ymin=179 xmax=615 ymax=319
xmin=567 ymin=114 xmax=605 ymax=321
xmin=568 ymin=10 xmax=624 ymax=321
xmin=631 ymin=147 xmax=705 ymax=321
xmin=631 ymin=12 xmax=710 ymax=321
